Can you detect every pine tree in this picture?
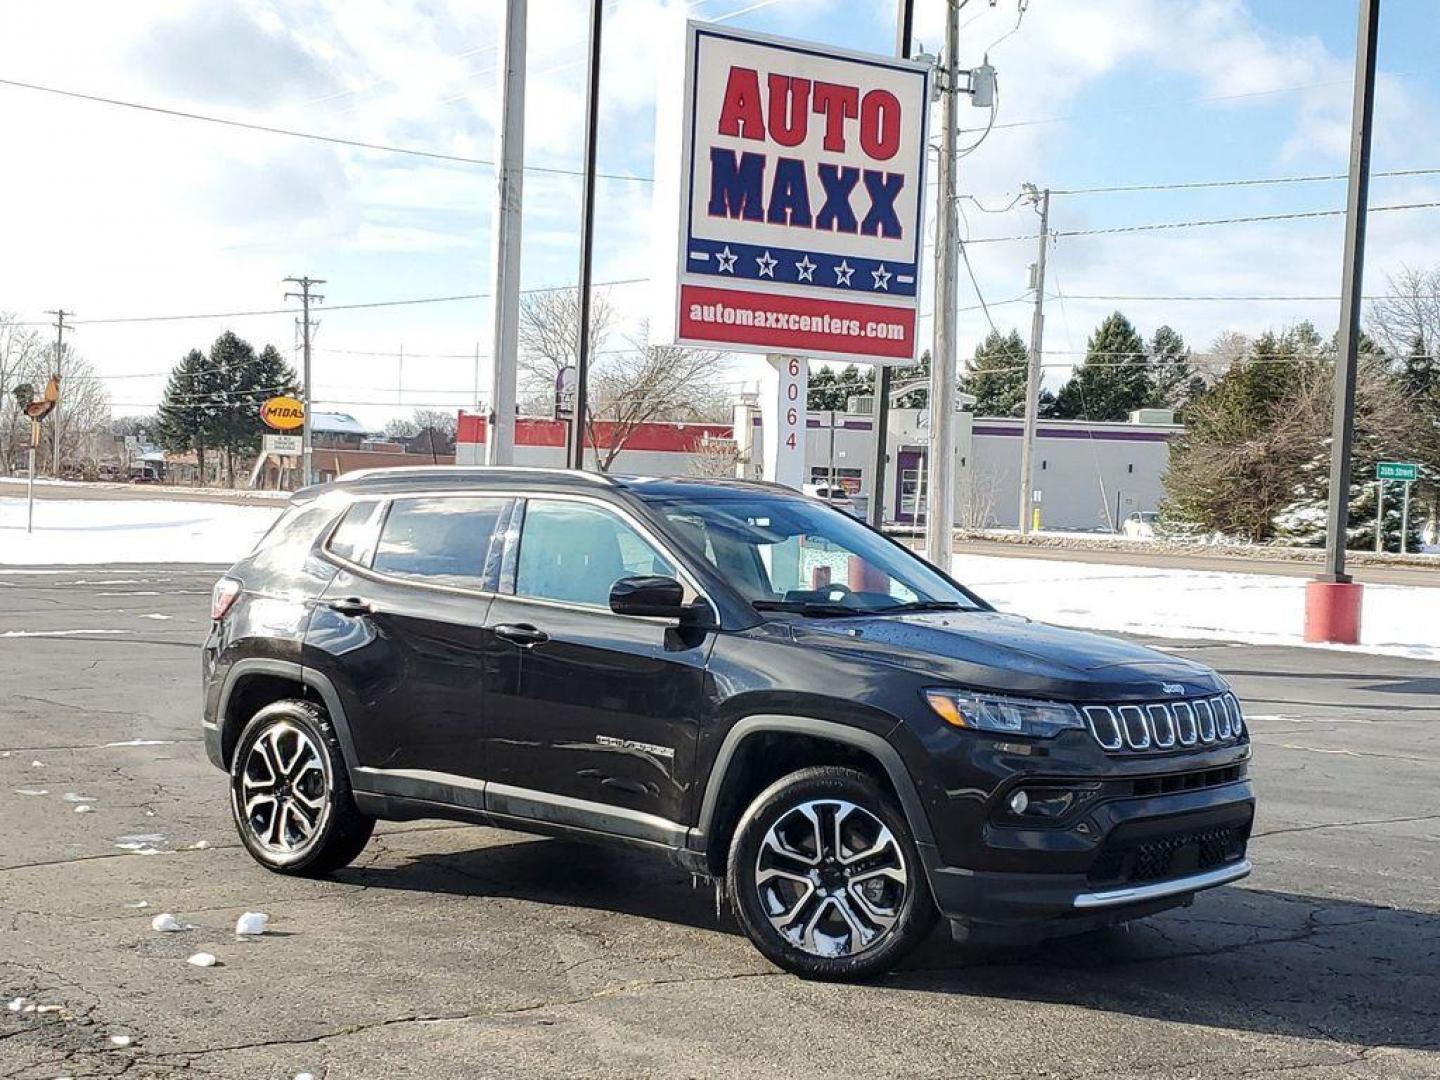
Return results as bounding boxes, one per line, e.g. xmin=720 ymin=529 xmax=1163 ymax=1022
xmin=1051 ymin=312 xmax=1152 ymax=420
xmin=156 ymin=349 xmax=217 ymax=481
xmin=806 ymin=363 xmax=873 ymax=411
xmin=206 ymin=334 xmax=298 ymax=486
xmin=962 ymin=329 xmax=1028 ymax=417
xmin=1148 ymin=325 xmax=1203 ymax=410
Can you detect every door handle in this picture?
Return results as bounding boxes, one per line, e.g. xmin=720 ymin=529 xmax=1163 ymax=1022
xmin=326 ymin=596 xmax=373 ymax=617
xmin=493 ymin=622 xmax=549 ymax=647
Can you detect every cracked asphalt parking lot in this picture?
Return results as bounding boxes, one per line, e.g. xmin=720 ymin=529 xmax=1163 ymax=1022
xmin=2 ymin=564 xmax=1438 ymax=1079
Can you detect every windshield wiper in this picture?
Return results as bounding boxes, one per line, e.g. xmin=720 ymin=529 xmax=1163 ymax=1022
xmin=871 ymin=600 xmax=970 ymax=614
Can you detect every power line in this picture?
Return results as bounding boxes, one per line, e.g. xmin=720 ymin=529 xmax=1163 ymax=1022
xmin=1051 ymin=165 xmax=1440 ymax=196
xmin=967 ymin=200 xmax=1440 ymax=243
xmin=13 ymin=276 xmax=649 ymax=329
xmin=0 ymin=76 xmax=651 ymax=183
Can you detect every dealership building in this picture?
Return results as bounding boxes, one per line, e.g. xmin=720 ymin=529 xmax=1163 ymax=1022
xmin=455 ymin=405 xmax=1181 ymax=533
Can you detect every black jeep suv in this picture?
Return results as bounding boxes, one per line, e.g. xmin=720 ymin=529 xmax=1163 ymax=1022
xmin=203 ymin=467 xmax=1253 ymax=979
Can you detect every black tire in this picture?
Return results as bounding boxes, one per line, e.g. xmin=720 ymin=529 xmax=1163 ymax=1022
xmin=727 ymin=765 xmax=936 ymax=980
xmin=229 ymin=699 xmax=374 ymax=876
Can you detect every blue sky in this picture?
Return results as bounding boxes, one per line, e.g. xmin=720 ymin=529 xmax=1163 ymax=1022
xmin=1 ymin=0 xmax=1436 ymax=424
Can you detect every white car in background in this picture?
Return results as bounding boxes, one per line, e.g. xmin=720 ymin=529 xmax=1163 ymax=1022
xmin=1122 ymin=511 xmax=1160 ymax=539
xmin=804 ymin=482 xmax=859 ymax=517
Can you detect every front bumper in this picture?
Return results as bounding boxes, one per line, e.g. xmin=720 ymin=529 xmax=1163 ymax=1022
xmin=921 ymin=779 xmax=1255 ymax=942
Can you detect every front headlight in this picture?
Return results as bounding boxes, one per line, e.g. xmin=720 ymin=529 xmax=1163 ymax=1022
xmin=924 ymin=689 xmax=1084 ymax=739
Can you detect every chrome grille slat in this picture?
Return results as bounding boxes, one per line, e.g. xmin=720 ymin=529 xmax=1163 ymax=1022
xmin=1173 ymin=702 xmax=1197 ymax=746
xmin=1083 ymin=694 xmax=1244 ymax=754
xmin=1146 ymin=704 xmax=1176 ymax=748
xmin=1195 ymin=699 xmax=1217 ymax=743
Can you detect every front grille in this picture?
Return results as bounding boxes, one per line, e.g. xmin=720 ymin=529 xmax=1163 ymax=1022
xmin=1083 ymin=694 xmax=1244 ymax=754
xmin=1088 ymin=821 xmax=1250 ymax=886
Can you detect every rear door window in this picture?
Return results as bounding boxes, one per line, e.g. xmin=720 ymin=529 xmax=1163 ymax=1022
xmin=371 ymin=496 xmax=508 ymax=588
xmin=325 ymin=499 xmax=385 ymax=566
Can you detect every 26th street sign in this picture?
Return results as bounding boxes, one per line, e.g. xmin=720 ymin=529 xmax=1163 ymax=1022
xmin=1376 ymin=462 xmax=1418 ymax=482
xmin=655 ymin=21 xmax=930 ymax=365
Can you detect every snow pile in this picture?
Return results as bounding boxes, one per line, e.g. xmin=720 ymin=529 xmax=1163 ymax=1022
xmin=0 ymin=497 xmax=281 ymax=565
xmin=187 ymin=952 xmax=217 ymax=968
xmin=150 ymin=913 xmax=187 ymax=933
xmin=955 ymin=553 xmax=1440 ymax=660
xmin=235 ymin=912 xmax=269 ymax=936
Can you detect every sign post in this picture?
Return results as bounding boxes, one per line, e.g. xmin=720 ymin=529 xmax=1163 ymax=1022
xmin=11 ymin=377 xmax=60 ymax=534
xmin=1376 ymin=462 xmax=1418 ymax=554
xmin=654 ymin=20 xmax=930 ymax=491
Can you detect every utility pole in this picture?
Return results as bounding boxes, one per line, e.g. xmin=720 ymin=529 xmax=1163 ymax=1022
xmin=43 ymin=309 xmax=71 ymax=478
xmin=924 ymin=0 xmax=960 ymax=568
xmin=487 ymin=0 xmax=527 ymax=466
xmin=1306 ymin=0 xmax=1378 ymax=644
xmin=868 ymin=0 xmax=916 ymax=528
xmin=1017 ymin=185 xmax=1049 ymax=536
xmin=569 ymin=0 xmax=603 ymax=470
xmin=284 ymin=276 xmax=325 ymax=486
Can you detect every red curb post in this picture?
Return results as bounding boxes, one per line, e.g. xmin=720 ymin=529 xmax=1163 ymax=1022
xmin=1304 ymin=580 xmax=1364 ymax=644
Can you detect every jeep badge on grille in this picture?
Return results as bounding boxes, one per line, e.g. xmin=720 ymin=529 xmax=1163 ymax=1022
xmin=1161 ymin=683 xmax=1186 ymax=695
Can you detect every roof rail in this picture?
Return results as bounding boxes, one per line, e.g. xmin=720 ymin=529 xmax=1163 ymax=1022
xmin=334 ymin=465 xmax=617 ymax=485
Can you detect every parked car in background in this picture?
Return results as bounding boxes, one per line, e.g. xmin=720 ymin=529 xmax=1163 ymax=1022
xmin=1122 ymin=511 xmax=1160 ymax=540
xmin=804 ymin=481 xmax=859 ymax=517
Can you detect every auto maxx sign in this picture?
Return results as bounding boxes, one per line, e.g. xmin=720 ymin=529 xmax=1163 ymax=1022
xmin=655 ymin=22 xmax=930 ymax=365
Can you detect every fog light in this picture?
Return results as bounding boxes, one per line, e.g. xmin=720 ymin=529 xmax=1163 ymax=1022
xmin=1008 ymin=790 xmax=1029 ymax=815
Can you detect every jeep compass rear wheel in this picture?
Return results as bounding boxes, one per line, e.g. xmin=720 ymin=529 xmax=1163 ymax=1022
xmin=230 ymin=700 xmax=374 ymax=875
xmin=728 ymin=766 xmax=934 ymax=980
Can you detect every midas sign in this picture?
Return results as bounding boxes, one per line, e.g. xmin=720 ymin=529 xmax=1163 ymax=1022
xmin=655 ymin=22 xmax=930 ymax=365
xmin=259 ymin=396 xmax=305 ymax=431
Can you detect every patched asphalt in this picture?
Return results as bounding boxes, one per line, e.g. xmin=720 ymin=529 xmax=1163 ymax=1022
xmin=1 ymin=564 xmax=1437 ymax=1079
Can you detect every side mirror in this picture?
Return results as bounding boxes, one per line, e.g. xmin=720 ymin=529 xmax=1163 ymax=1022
xmin=609 ymin=575 xmax=686 ymax=619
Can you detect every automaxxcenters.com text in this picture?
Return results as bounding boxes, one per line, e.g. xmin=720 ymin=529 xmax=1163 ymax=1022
xmin=687 ymin=300 xmax=906 ymax=341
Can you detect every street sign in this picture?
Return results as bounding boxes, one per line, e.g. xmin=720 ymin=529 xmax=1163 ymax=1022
xmin=260 ymin=396 xmax=305 ymax=431
xmin=655 ymin=21 xmax=931 ymax=365
xmin=1376 ymin=461 xmax=1418 ymax=482
xmin=264 ymin=433 xmax=302 ymax=456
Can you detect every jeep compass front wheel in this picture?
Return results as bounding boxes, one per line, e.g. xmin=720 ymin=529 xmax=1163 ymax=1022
xmin=728 ymin=766 xmax=935 ymax=980
xmin=230 ymin=700 xmax=374 ymax=876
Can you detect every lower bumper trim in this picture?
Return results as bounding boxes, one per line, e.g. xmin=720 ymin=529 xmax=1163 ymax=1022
xmin=1072 ymin=860 xmax=1251 ymax=909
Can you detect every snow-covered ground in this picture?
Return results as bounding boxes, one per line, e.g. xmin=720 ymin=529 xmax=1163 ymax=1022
xmin=954 ymin=554 xmax=1440 ymax=662
xmin=0 ymin=497 xmax=280 ymax=565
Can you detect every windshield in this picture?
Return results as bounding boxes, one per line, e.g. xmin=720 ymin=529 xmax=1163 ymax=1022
xmin=650 ymin=493 xmax=982 ymax=616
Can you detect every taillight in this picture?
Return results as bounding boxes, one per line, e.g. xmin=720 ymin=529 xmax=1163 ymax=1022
xmin=211 ymin=577 xmax=242 ymax=620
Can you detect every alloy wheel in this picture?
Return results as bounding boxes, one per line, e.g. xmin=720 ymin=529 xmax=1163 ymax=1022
xmin=238 ymin=721 xmax=330 ymax=856
xmin=754 ymin=799 xmax=908 ymax=959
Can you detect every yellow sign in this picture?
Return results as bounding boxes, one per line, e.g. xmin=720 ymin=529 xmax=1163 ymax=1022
xmin=260 ymin=396 xmax=305 ymax=431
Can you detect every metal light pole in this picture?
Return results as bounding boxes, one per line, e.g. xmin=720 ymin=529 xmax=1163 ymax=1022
xmin=868 ymin=0 xmax=916 ymax=528
xmin=569 ymin=0 xmax=603 ymax=470
xmin=1306 ymin=0 xmax=1379 ymax=644
xmin=1017 ymin=186 xmax=1049 ymax=536
xmin=487 ymin=0 xmax=527 ymax=466
xmin=923 ymin=0 xmax=960 ymax=568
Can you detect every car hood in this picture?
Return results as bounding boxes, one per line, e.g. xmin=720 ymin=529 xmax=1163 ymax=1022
xmin=789 ymin=609 xmax=1224 ymax=702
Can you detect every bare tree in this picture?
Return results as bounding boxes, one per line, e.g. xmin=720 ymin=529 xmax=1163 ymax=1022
xmin=1367 ymin=265 xmax=1440 ymax=356
xmin=0 ymin=314 xmax=43 ymax=474
xmin=688 ymin=434 xmax=739 ymax=478
xmin=517 ymin=288 xmax=615 ymax=414
xmin=585 ymin=328 xmax=729 ymax=472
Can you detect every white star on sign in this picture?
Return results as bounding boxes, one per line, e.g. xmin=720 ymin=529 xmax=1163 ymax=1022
xmin=795 ymin=255 xmax=816 ymax=282
xmin=871 ymin=264 xmax=892 ymax=291
xmin=716 ymin=246 xmax=738 ymax=273
xmin=756 ymin=250 xmax=778 ymax=278
xmin=834 ymin=260 xmax=855 ymax=286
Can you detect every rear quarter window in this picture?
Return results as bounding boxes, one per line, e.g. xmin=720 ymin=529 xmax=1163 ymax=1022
xmin=325 ymin=499 xmax=385 ymax=566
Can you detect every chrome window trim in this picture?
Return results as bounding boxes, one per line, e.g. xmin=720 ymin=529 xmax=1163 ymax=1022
xmin=1147 ymin=703 xmax=1177 ymax=748
xmin=1117 ymin=704 xmax=1151 ymax=751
